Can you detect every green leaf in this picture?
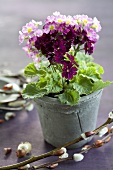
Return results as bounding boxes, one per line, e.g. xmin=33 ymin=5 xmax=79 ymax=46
xmin=73 ymin=75 xmax=93 ymax=95
xmin=58 ymin=90 xmax=80 ymax=106
xmin=87 ymin=62 xmax=104 ymax=75
xmin=78 ymin=66 xmax=101 ymax=82
xmin=51 ymin=81 xmax=63 ymax=93
xmin=92 ymin=80 xmax=113 ymax=92
xmin=36 ymin=69 xmax=47 ymax=77
xmin=36 ymin=78 xmax=47 ymax=89
xmin=24 ymin=63 xmax=39 ymax=77
xmin=76 ymin=52 xmax=94 ymax=64
xmin=22 ymin=83 xmax=47 ymax=99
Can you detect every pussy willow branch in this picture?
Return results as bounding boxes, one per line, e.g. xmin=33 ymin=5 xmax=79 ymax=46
xmin=33 ymin=157 xmax=73 ymax=169
xmin=33 ymin=129 xmax=113 ymax=169
xmin=0 ymin=115 xmax=113 ymax=170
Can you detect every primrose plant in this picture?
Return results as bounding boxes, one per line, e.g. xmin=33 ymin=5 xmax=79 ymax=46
xmin=19 ymin=11 xmax=113 ymax=106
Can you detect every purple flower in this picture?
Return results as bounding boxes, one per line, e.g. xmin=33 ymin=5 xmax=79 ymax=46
xmin=86 ymin=28 xmax=99 ymax=42
xmin=20 ymin=12 xmax=102 ymax=80
xmin=62 ymin=61 xmax=78 ymax=80
xmin=62 ymin=54 xmax=78 ymax=80
xmin=43 ymin=22 xmax=56 ymax=34
xmin=22 ymin=22 xmax=37 ymax=37
xmin=55 ymin=55 xmax=64 ymax=64
xmin=84 ymin=41 xmax=95 ymax=54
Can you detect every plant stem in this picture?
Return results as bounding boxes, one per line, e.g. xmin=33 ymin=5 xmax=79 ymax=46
xmin=0 ymin=117 xmax=113 ymax=170
xmin=73 ymin=44 xmax=80 ymax=56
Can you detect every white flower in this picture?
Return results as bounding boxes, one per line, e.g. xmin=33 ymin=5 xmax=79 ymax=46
xmin=108 ymin=111 xmax=113 ymax=119
xmin=73 ymin=153 xmax=84 ymax=162
xmin=98 ymin=127 xmax=108 ymax=137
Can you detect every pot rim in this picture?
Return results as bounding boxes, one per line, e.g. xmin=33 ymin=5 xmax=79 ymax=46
xmin=35 ymin=89 xmax=103 ymax=106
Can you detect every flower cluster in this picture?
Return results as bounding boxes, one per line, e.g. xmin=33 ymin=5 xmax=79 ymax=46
xmin=19 ymin=12 xmax=110 ymax=106
xmin=19 ymin=11 xmax=101 ymax=80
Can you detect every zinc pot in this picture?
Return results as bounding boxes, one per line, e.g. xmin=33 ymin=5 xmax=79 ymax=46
xmin=35 ymin=90 xmax=102 ymax=149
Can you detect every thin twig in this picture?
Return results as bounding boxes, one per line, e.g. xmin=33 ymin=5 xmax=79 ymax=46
xmin=33 ymin=157 xmax=73 ymax=169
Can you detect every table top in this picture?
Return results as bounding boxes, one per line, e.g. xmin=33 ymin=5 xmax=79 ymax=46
xmin=0 ymin=0 xmax=113 ymax=169
xmin=0 ymin=104 xmax=113 ymax=170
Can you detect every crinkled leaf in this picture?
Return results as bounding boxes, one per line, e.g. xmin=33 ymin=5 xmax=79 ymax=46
xmin=73 ymin=75 xmax=93 ymax=95
xmin=87 ymin=62 xmax=104 ymax=75
xmin=78 ymin=66 xmax=101 ymax=81
xmin=58 ymin=90 xmax=80 ymax=106
xmin=36 ymin=78 xmax=47 ymax=89
xmin=51 ymin=81 xmax=63 ymax=93
xmin=24 ymin=63 xmax=46 ymax=77
xmin=36 ymin=69 xmax=47 ymax=77
xmin=22 ymin=83 xmax=47 ymax=99
xmin=76 ymin=52 xmax=93 ymax=64
xmin=92 ymin=80 xmax=113 ymax=92
xmin=24 ymin=63 xmax=39 ymax=77
xmin=45 ymin=69 xmax=63 ymax=93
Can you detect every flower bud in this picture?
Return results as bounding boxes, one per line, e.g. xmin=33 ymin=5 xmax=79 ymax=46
xmin=16 ymin=149 xmax=26 ymax=158
xmin=25 ymin=103 xmax=34 ymax=111
xmin=47 ymin=163 xmax=58 ymax=169
xmin=18 ymin=164 xmax=30 ymax=170
xmin=53 ymin=149 xmax=64 ymax=156
xmin=4 ymin=112 xmax=16 ymax=121
xmin=4 ymin=147 xmax=12 ymax=155
xmin=81 ymin=131 xmax=95 ymax=140
xmin=59 ymin=152 xmax=69 ymax=159
xmin=17 ymin=142 xmax=32 ymax=154
xmin=108 ymin=111 xmax=113 ymax=119
xmin=98 ymin=127 xmax=108 ymax=137
xmin=0 ymin=119 xmax=5 ymax=124
xmin=58 ymin=147 xmax=68 ymax=159
xmin=94 ymin=140 xmax=103 ymax=148
xmin=104 ymin=136 xmax=111 ymax=143
xmin=109 ymin=126 xmax=113 ymax=133
xmin=73 ymin=153 xmax=84 ymax=162
xmin=85 ymin=131 xmax=95 ymax=137
xmin=60 ymin=147 xmax=67 ymax=153
xmin=81 ymin=145 xmax=90 ymax=153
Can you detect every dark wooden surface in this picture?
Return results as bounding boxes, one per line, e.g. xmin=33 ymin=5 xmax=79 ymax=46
xmin=0 ymin=0 xmax=113 ymax=169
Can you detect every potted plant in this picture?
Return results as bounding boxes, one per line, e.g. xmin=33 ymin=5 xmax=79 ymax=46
xmin=19 ymin=12 xmax=113 ymax=148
